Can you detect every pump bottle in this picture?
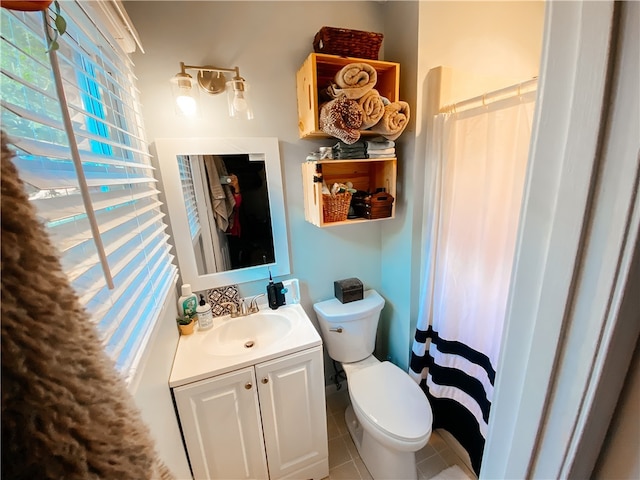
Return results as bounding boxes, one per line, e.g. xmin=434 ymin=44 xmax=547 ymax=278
xmin=196 ymin=294 xmax=214 ymax=330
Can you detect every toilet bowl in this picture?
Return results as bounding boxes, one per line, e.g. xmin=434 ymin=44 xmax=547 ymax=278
xmin=314 ymin=290 xmax=433 ymax=480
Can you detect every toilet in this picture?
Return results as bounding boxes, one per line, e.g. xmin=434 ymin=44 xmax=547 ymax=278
xmin=314 ymin=290 xmax=433 ymax=480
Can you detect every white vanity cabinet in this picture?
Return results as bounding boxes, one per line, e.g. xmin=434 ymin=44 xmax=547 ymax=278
xmin=173 ymin=346 xmax=328 ymax=480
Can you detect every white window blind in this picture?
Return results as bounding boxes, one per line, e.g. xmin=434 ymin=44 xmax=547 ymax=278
xmin=0 ymin=2 xmax=177 ymax=382
xmin=177 ymin=154 xmax=201 ymax=241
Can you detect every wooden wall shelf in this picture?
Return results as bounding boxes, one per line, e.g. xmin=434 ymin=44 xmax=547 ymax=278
xmin=302 ymin=157 xmax=397 ymax=227
xmin=296 ymin=53 xmax=400 ymax=139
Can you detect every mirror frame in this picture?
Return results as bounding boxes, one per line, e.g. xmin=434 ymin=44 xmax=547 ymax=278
xmin=154 ymin=137 xmax=290 ymax=292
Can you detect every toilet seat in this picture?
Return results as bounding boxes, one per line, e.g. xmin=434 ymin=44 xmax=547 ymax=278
xmin=348 ymin=361 xmax=432 ymax=443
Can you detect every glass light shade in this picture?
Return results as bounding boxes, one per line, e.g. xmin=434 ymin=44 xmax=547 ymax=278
xmin=171 ymin=74 xmax=199 ymax=117
xmin=226 ymin=79 xmax=253 ymax=120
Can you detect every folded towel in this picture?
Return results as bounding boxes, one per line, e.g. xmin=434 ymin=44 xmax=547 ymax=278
xmin=333 ymin=152 xmax=367 ymax=160
xmin=358 ymin=89 xmax=385 ymax=129
xmin=369 ymin=101 xmax=410 ymax=141
xmin=319 ymin=95 xmax=364 ymax=145
xmin=334 ymin=140 xmax=367 ymax=151
xmin=330 ymin=62 xmax=377 ymax=100
xmin=367 ymin=152 xmax=395 ymax=159
xmin=333 ymin=149 xmax=367 ymax=156
xmin=366 ymin=137 xmax=395 ymax=150
xmin=366 ymin=147 xmax=395 ymax=156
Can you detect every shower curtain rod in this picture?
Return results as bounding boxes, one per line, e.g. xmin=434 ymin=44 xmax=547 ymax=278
xmin=441 ymin=77 xmax=538 ymax=114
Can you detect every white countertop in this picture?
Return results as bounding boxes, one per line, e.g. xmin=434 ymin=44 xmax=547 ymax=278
xmin=169 ymin=301 xmax=322 ymax=388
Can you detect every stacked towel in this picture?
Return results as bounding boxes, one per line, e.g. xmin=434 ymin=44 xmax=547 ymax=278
xmin=319 ymin=95 xmax=364 ymax=145
xmin=366 ymin=137 xmax=395 ymax=150
xmin=367 ymin=147 xmax=396 ymax=159
xmin=366 ymin=147 xmax=395 ymax=155
xmin=332 ymin=140 xmax=366 ymax=159
xmin=369 ymin=101 xmax=410 ymax=141
xmin=367 ymin=136 xmax=395 ymax=157
xmin=358 ymin=89 xmax=385 ymax=129
xmin=327 ymin=62 xmax=377 ymax=100
xmin=331 ymin=140 xmax=396 ymax=159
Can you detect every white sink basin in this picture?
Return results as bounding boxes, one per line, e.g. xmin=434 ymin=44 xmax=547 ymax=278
xmin=203 ymin=312 xmax=294 ymax=356
xmin=169 ymin=293 xmax=323 ymax=388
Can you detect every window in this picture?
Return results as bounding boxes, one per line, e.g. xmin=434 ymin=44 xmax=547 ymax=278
xmin=177 ymin=154 xmax=201 ymax=241
xmin=1 ymin=3 xmax=177 ymax=382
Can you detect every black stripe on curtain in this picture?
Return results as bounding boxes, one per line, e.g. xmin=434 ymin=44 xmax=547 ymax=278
xmin=410 ymin=325 xmax=495 ymax=476
xmin=413 ymin=326 xmax=496 ymax=384
xmin=420 ymin=379 xmax=486 ymax=475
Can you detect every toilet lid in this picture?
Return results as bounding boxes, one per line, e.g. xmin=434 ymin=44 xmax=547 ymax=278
xmin=313 ymin=290 xmax=384 ymax=321
xmin=349 ymin=361 xmax=432 ymax=441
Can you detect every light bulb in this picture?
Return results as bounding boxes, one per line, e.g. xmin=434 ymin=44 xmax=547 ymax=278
xmin=176 ymin=95 xmax=197 ymax=117
xmin=226 ymin=79 xmax=253 ymax=120
xmin=171 ymin=71 xmax=199 ymax=117
xmin=232 ymin=91 xmax=248 ymax=112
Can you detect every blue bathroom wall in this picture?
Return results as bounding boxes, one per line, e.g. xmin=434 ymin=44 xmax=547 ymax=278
xmin=124 ymin=0 xmax=544 ymax=471
xmin=126 ymin=0 xmax=543 ymax=381
xmin=126 ymin=0 xmax=392 ymax=387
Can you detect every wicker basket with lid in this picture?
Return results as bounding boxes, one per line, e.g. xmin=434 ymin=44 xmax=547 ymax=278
xmin=313 ymin=26 xmax=383 ymax=60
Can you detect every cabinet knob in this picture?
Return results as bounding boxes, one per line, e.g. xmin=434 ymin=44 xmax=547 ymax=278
xmin=261 ymin=377 xmax=269 ymax=384
xmin=245 ymin=382 xmax=252 ymax=390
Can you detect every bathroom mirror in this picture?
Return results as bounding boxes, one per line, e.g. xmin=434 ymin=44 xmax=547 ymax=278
xmin=154 ymin=137 xmax=290 ymax=292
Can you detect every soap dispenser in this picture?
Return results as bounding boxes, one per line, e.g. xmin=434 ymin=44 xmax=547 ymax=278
xmin=196 ymin=294 xmax=214 ymax=330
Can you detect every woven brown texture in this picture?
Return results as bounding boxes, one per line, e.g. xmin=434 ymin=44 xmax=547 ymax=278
xmin=322 ymin=192 xmax=352 ymax=223
xmin=313 ymin=27 xmax=383 ymax=60
xmin=1 ymin=130 xmax=175 ymax=480
xmin=319 ymin=95 xmax=364 ymax=144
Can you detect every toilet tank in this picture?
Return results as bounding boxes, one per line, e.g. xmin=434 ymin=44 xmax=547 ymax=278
xmin=313 ymin=290 xmax=385 ymax=363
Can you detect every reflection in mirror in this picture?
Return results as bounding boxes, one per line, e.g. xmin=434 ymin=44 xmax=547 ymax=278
xmin=155 ymin=137 xmax=290 ymax=292
xmin=179 ymin=153 xmax=275 ymax=275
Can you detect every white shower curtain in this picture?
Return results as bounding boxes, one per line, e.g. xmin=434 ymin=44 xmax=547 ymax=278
xmin=410 ymin=92 xmax=536 ymax=475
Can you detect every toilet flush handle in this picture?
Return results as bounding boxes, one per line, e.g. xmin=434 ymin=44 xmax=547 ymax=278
xmin=329 ymin=327 xmax=343 ymax=333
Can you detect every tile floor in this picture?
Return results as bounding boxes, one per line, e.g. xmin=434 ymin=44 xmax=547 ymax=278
xmin=324 ymin=386 xmax=477 ymax=480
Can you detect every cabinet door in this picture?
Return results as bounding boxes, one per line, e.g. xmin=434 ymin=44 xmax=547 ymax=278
xmin=256 ymin=346 xmax=328 ymax=479
xmin=174 ymin=367 xmax=269 ymax=480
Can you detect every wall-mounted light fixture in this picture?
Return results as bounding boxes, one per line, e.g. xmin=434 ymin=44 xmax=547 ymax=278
xmin=170 ymin=62 xmax=253 ymax=120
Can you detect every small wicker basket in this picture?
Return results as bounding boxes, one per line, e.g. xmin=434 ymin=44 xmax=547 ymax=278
xmin=352 ymin=191 xmax=394 ymax=220
xmin=313 ymin=27 xmax=383 ymax=60
xmin=322 ymin=191 xmax=352 ymax=223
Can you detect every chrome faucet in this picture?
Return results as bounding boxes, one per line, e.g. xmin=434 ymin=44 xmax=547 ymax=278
xmin=248 ymin=293 xmax=266 ymax=314
xmin=220 ymin=301 xmax=240 ymax=318
xmin=220 ymin=295 xmax=264 ymax=318
xmin=239 ymin=298 xmax=248 ymax=316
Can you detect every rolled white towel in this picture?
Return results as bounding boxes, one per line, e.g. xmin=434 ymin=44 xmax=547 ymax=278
xmin=369 ymin=101 xmax=410 ymax=141
xmin=358 ymin=89 xmax=385 ymax=129
xmin=330 ymin=62 xmax=377 ymax=100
